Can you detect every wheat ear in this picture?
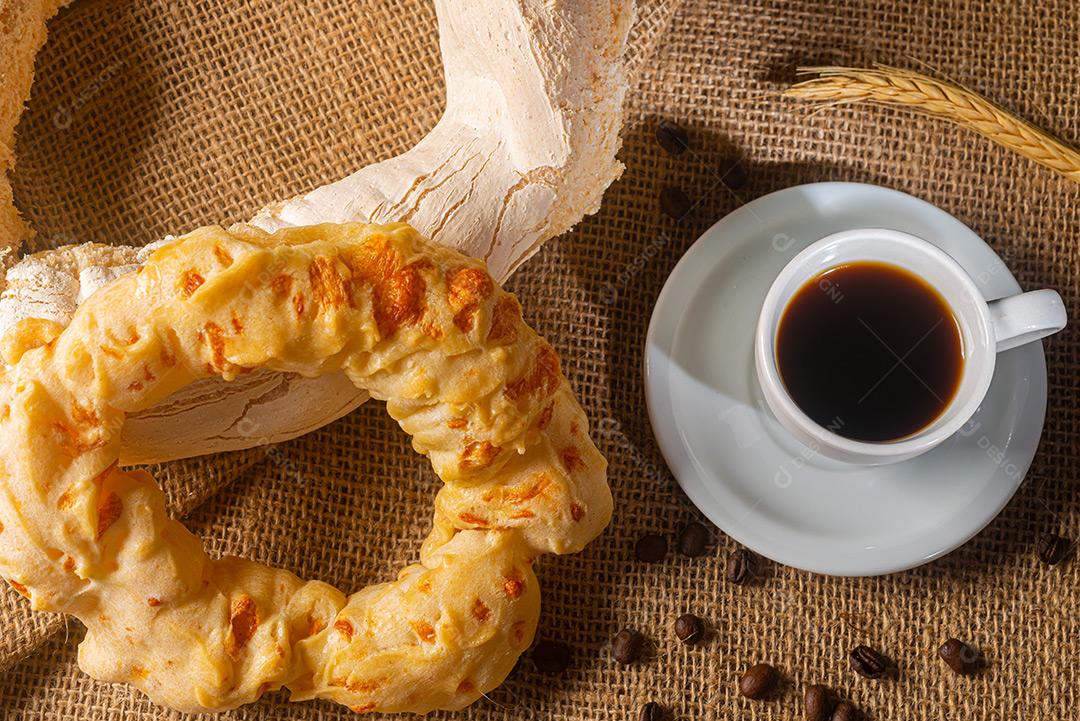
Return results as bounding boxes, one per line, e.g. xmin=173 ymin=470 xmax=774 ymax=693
xmin=785 ymin=65 xmax=1080 ymax=184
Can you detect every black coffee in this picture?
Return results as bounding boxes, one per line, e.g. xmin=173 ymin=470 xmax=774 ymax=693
xmin=776 ymin=261 xmax=963 ymax=442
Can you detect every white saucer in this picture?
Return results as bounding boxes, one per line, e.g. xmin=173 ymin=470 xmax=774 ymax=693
xmin=644 ymin=182 xmax=1047 ymax=576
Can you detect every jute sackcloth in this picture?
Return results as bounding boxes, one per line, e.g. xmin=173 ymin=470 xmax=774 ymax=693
xmin=2 ymin=0 xmax=1079 ymax=719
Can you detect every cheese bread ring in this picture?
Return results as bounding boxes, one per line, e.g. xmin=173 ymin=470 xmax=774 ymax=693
xmin=0 ymin=222 xmax=611 ymax=713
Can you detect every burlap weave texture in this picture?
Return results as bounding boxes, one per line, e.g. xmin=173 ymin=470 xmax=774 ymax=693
xmin=2 ymin=0 xmax=1078 ymax=719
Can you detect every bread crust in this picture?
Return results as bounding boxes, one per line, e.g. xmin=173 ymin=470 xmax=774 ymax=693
xmin=0 ymin=221 xmax=611 ymax=712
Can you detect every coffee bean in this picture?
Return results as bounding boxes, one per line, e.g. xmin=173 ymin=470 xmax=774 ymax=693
xmin=938 ymin=637 xmax=978 ymax=675
xmin=721 ymin=158 xmax=748 ymax=189
xmin=660 ymin=187 xmax=692 ymax=220
xmin=655 ymin=120 xmax=689 ymax=156
xmin=804 ymin=684 xmax=834 ymax=721
xmin=674 ymin=613 xmax=705 ymax=644
xmin=639 ymin=701 xmax=664 ymax=721
xmin=531 ymin=640 xmax=571 ymax=674
xmin=725 ymin=548 xmax=754 ymax=584
xmin=1037 ymin=533 xmax=1070 ymax=565
xmin=612 ymin=629 xmax=645 ymax=664
xmin=849 ymin=644 xmax=888 ymax=679
xmin=634 ymin=534 xmax=668 ymax=563
xmin=830 ymin=702 xmax=860 ymax=721
xmin=738 ymin=662 xmax=778 ymax=699
xmin=678 ymin=521 xmax=710 ymax=557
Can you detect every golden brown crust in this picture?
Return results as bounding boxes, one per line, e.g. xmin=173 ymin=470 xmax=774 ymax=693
xmin=0 ymin=221 xmax=610 ymax=713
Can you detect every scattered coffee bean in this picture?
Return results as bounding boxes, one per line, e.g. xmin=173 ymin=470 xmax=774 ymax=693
xmin=830 ymin=701 xmax=860 ymax=721
xmin=634 ymin=534 xmax=668 ymax=563
xmin=938 ymin=637 xmax=978 ymax=675
xmin=738 ymin=662 xmax=778 ymax=699
xmin=849 ymin=644 xmax=888 ymax=679
xmin=674 ymin=613 xmax=705 ymax=644
xmin=725 ymin=548 xmax=754 ymax=584
xmin=804 ymin=684 xmax=834 ymax=721
xmin=612 ymin=629 xmax=645 ymax=665
xmin=655 ymin=120 xmax=689 ymax=156
xmin=531 ymin=640 xmax=571 ymax=674
xmin=677 ymin=521 xmax=711 ymax=557
xmin=721 ymin=158 xmax=748 ymax=189
xmin=660 ymin=187 xmax=693 ymax=220
xmin=1037 ymin=533 xmax=1070 ymax=566
xmin=639 ymin=701 xmax=664 ymax=721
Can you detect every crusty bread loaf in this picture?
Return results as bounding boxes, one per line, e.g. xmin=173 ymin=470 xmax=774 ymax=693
xmin=0 ymin=221 xmax=611 ymax=713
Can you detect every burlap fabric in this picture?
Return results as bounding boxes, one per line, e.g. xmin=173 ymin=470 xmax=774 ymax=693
xmin=2 ymin=0 xmax=1078 ymax=718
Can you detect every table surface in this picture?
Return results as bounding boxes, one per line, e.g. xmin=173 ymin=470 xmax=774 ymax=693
xmin=2 ymin=0 xmax=1077 ymax=719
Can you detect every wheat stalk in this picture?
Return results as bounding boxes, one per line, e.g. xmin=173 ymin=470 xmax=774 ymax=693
xmin=785 ymin=64 xmax=1080 ymax=184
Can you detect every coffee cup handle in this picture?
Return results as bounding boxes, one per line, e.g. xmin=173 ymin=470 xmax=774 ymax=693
xmin=988 ymin=289 xmax=1067 ymax=352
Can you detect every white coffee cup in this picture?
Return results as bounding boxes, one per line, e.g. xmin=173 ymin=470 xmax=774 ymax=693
xmin=755 ymin=228 xmax=1067 ymax=465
